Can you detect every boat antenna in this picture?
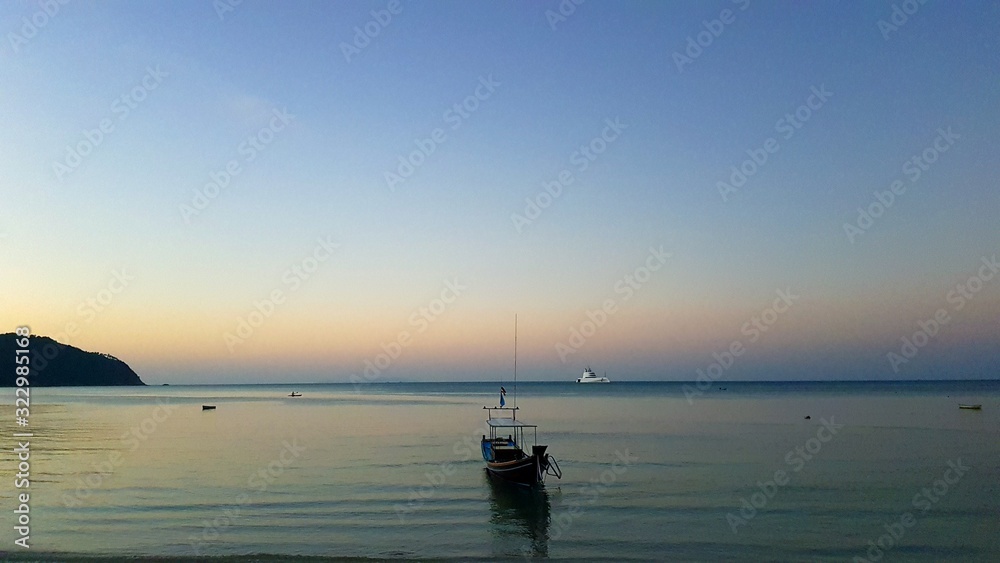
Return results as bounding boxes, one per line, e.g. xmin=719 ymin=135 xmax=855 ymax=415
xmin=513 ymin=314 xmax=517 ymax=416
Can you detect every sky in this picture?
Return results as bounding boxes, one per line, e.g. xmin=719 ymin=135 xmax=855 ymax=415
xmin=2 ymin=0 xmax=998 ymax=383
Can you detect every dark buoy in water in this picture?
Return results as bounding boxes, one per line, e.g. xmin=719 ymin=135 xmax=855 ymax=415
xmin=804 ymin=415 xmax=811 ymax=420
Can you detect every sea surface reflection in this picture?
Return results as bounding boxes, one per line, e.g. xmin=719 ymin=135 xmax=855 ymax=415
xmin=486 ymin=472 xmax=551 ymax=558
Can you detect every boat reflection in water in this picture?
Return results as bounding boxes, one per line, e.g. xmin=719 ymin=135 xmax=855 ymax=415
xmin=485 ymin=472 xmax=551 ymax=558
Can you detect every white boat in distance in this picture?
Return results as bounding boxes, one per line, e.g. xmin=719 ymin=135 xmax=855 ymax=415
xmin=577 ymin=367 xmax=610 ymax=383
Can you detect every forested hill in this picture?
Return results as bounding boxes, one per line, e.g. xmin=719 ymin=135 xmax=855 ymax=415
xmin=1 ymin=333 xmax=145 ymax=386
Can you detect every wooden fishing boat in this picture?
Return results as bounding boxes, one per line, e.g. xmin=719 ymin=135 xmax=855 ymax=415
xmin=481 ymin=408 xmax=560 ymax=486
xmin=480 ymin=316 xmax=561 ymax=486
xmin=958 ymin=404 xmax=982 ymax=410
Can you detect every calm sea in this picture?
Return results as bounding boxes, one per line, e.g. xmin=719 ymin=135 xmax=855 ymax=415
xmin=1 ymin=381 xmax=998 ymax=561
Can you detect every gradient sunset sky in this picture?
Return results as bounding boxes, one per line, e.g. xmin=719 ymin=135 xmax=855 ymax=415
xmin=2 ymin=1 xmax=998 ymax=383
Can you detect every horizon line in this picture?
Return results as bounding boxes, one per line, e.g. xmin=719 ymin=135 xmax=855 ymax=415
xmin=134 ymin=378 xmax=1000 ymax=386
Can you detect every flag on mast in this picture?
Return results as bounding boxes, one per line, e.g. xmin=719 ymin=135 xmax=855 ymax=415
xmin=499 ymin=386 xmax=506 ymax=407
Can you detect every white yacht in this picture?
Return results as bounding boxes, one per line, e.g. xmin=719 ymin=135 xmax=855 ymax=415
xmin=576 ymin=367 xmax=610 ymax=383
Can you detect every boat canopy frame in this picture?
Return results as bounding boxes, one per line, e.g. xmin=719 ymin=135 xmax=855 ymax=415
xmin=483 ymin=406 xmax=538 ymax=449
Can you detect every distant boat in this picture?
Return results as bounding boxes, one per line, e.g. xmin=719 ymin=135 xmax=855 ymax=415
xmin=481 ymin=316 xmax=561 ymax=486
xmin=958 ymin=404 xmax=982 ymax=410
xmin=288 ymin=392 xmax=302 ymax=397
xmin=576 ymin=367 xmax=610 ymax=383
xmin=202 ymin=405 xmax=216 ymax=410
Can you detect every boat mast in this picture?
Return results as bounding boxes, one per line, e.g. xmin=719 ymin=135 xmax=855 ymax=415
xmin=513 ymin=314 xmax=517 ymax=416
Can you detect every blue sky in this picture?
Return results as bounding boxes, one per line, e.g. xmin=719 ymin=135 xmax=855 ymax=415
xmin=2 ymin=1 xmax=998 ymax=383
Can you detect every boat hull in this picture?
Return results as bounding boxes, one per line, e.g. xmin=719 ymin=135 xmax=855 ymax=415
xmin=484 ymin=454 xmax=545 ymax=486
